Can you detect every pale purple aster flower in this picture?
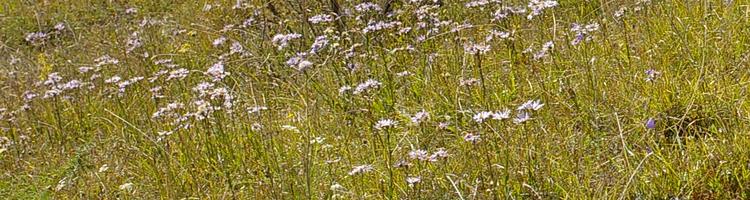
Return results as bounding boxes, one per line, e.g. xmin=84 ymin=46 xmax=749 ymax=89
xmin=167 ymin=68 xmax=189 ymax=81
xmin=362 ymin=21 xmax=402 ymax=34
xmin=308 ymin=14 xmax=334 ymax=24
xmin=348 ymin=164 xmax=374 ymax=175
xmin=212 ymin=36 xmax=227 ymax=47
xmin=353 ymin=79 xmax=382 ymax=95
xmin=645 ymin=118 xmax=656 ymax=129
xmin=492 ymin=109 xmax=511 ymax=120
xmin=354 ymin=2 xmax=382 ymax=12
xmin=645 ymin=69 xmax=660 ymax=82
xmin=408 ymin=149 xmax=429 ymax=161
xmin=513 ymin=111 xmax=532 ymax=124
xmin=473 ymin=111 xmax=493 ymax=123
xmin=527 ymin=0 xmax=558 ymax=20
xmin=206 ymin=61 xmax=230 ymax=81
xmin=309 ymin=35 xmax=329 ymax=54
xmin=272 ymin=33 xmax=302 ymax=50
xmin=411 ymin=110 xmax=429 ymax=124
xmin=374 ymin=118 xmax=398 ymax=130
xmin=406 ymin=176 xmax=421 ymax=186
xmin=464 ymin=133 xmax=481 ymax=144
xmin=517 ymin=99 xmax=544 ymax=111
xmin=338 ymin=86 xmax=352 ymax=95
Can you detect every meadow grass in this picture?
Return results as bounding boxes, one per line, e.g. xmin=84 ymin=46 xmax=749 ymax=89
xmin=1 ymin=0 xmax=750 ymax=199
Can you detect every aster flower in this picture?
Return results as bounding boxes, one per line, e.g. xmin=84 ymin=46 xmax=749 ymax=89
xmin=464 ymin=133 xmax=481 ymax=144
xmin=206 ymin=61 xmax=230 ymax=81
xmin=363 ymin=21 xmax=402 ymax=34
xmin=492 ymin=109 xmax=511 ymax=120
xmin=408 ymin=149 xmax=429 ymax=161
xmin=272 ymin=33 xmax=302 ymax=50
xmin=406 ymin=176 xmax=421 ymax=186
xmin=527 ymin=0 xmax=558 ymax=20
xmin=374 ymin=118 xmax=398 ymax=130
xmin=353 ymin=79 xmax=382 ymax=95
xmin=308 ymin=14 xmax=334 ymax=24
xmin=645 ymin=69 xmax=660 ymax=82
xmin=348 ymin=164 xmax=374 ymax=175
xmin=411 ymin=110 xmax=429 ymax=124
xmin=645 ymin=118 xmax=656 ymax=129
xmin=473 ymin=111 xmax=493 ymax=123
xmin=517 ymin=99 xmax=544 ymax=111
xmin=354 ymin=2 xmax=382 ymax=12
xmin=309 ymin=35 xmax=329 ymax=54
xmin=513 ymin=111 xmax=532 ymax=124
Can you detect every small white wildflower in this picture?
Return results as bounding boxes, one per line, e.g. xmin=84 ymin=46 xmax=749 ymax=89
xmin=272 ymin=33 xmax=302 ymax=50
xmin=464 ymin=133 xmax=481 ymax=143
xmin=408 ymin=149 xmax=429 ymax=161
xmin=212 ymin=36 xmax=227 ymax=47
xmin=411 ymin=110 xmax=429 ymax=124
xmin=338 ymin=86 xmax=352 ymax=95
xmin=353 ymin=79 xmax=382 ymax=95
xmin=98 ymin=164 xmax=109 ymax=173
xmin=406 ymin=176 xmax=422 ymax=186
xmin=119 ymin=183 xmax=134 ymax=191
xmin=513 ymin=111 xmax=532 ymax=124
xmin=517 ymin=99 xmax=544 ymax=111
xmin=309 ymin=14 xmax=334 ymax=24
xmin=492 ymin=109 xmax=511 ymax=120
xmin=348 ymin=164 xmax=374 ymax=175
xmin=374 ymin=118 xmax=398 ymax=130
xmin=473 ymin=111 xmax=494 ymax=123
xmin=206 ymin=61 xmax=230 ymax=81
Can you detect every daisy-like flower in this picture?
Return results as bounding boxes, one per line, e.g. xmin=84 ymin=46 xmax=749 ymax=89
xmin=272 ymin=33 xmax=302 ymax=50
xmin=374 ymin=118 xmax=398 ymax=130
xmin=206 ymin=61 xmax=230 ymax=81
xmin=492 ymin=109 xmax=511 ymax=120
xmin=464 ymin=133 xmax=481 ymax=144
xmin=645 ymin=69 xmax=660 ymax=82
xmin=518 ymin=99 xmax=544 ymax=111
xmin=513 ymin=111 xmax=532 ymax=124
xmin=309 ymin=14 xmax=334 ymax=24
xmin=429 ymin=148 xmax=449 ymax=161
xmin=411 ymin=110 xmax=429 ymax=124
xmin=408 ymin=149 xmax=429 ymax=161
xmin=473 ymin=111 xmax=493 ymax=123
xmin=348 ymin=164 xmax=374 ymax=175
xmin=406 ymin=176 xmax=422 ymax=186
xmin=353 ymin=79 xmax=382 ymax=95
xmin=645 ymin=118 xmax=656 ymax=129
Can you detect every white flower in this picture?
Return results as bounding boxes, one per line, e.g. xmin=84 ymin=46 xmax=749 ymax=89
xmin=411 ymin=110 xmax=429 ymax=124
xmin=212 ymin=36 xmax=227 ymax=47
xmin=348 ymin=164 xmax=374 ymax=175
xmin=473 ymin=111 xmax=493 ymax=123
xmin=492 ymin=109 xmax=511 ymax=120
xmin=517 ymin=99 xmax=544 ymax=111
xmin=513 ymin=111 xmax=532 ymax=124
xmin=374 ymin=118 xmax=398 ymax=130
xmin=408 ymin=149 xmax=429 ymax=161
xmin=309 ymin=14 xmax=334 ymax=24
xmin=206 ymin=61 xmax=230 ymax=81
xmin=464 ymin=133 xmax=481 ymax=143
xmin=272 ymin=33 xmax=302 ymax=50
xmin=119 ymin=182 xmax=134 ymax=191
xmin=406 ymin=176 xmax=422 ymax=186
xmin=353 ymin=79 xmax=382 ymax=95
xmin=338 ymin=86 xmax=352 ymax=95
xmin=354 ymin=2 xmax=382 ymax=12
